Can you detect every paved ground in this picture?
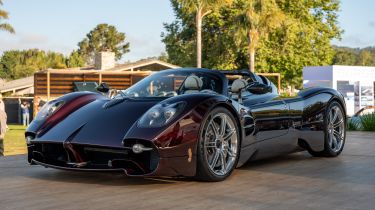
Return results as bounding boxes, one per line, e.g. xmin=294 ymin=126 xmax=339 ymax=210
xmin=0 ymin=132 xmax=375 ymax=210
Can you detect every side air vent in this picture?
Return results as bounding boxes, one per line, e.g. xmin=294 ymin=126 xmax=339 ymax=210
xmin=102 ymin=98 xmax=126 ymax=109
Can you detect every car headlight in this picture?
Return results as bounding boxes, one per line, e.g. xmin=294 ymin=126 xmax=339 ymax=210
xmin=35 ymin=100 xmax=65 ymax=121
xmin=138 ymin=102 xmax=186 ymax=128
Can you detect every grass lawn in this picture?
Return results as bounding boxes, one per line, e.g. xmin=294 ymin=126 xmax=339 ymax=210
xmin=4 ymin=124 xmax=27 ymax=156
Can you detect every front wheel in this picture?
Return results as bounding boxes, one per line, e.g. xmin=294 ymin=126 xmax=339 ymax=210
xmin=309 ymin=101 xmax=346 ymax=157
xmin=196 ymin=107 xmax=240 ymax=181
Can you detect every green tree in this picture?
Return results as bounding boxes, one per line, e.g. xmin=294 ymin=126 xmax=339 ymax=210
xmin=162 ymin=1 xmax=245 ymax=69
xmin=0 ymin=49 xmax=67 ymax=80
xmin=234 ymin=0 xmax=284 ymax=72
xmin=357 ymin=50 xmax=375 ymax=66
xmin=332 ymin=47 xmax=357 ymax=65
xmin=257 ymin=0 xmax=342 ymax=90
xmin=67 ymin=50 xmax=85 ymax=68
xmin=45 ymin=51 xmax=67 ymax=69
xmin=162 ymin=20 xmax=196 ymax=67
xmin=0 ymin=0 xmax=15 ymax=34
xmin=78 ymin=24 xmax=130 ymax=64
xmin=158 ymin=52 xmax=169 ymax=62
xmin=176 ymin=0 xmax=232 ymax=68
xmin=162 ymin=0 xmax=342 ymax=90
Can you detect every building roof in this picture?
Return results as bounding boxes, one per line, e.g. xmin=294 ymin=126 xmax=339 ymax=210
xmin=39 ymin=59 xmax=180 ymax=73
xmin=0 ymin=76 xmax=34 ymax=94
xmin=107 ymin=59 xmax=180 ymax=72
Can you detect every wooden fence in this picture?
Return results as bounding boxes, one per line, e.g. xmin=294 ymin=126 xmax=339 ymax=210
xmin=34 ymin=70 xmax=151 ymax=100
xmin=258 ymin=73 xmax=281 ymax=91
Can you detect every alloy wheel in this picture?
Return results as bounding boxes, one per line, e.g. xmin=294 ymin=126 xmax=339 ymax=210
xmin=204 ymin=113 xmax=238 ymax=176
xmin=327 ymin=105 xmax=345 ymax=153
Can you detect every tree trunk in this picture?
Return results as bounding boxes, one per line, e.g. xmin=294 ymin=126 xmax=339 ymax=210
xmin=196 ymin=11 xmax=202 ymax=68
xmin=249 ymin=48 xmax=255 ymax=73
xmin=248 ymin=31 xmax=256 ymax=73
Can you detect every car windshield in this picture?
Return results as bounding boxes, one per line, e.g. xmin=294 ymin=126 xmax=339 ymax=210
xmin=117 ymin=71 xmax=223 ymax=98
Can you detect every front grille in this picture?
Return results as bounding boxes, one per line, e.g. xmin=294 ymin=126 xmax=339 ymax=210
xmin=30 ymin=142 xmax=159 ymax=175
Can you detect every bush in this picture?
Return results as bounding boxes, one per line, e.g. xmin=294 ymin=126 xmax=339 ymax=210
xmin=347 ymin=118 xmax=359 ymax=131
xmin=360 ymin=113 xmax=375 ymax=131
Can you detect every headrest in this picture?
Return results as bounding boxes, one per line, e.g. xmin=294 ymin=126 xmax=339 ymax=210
xmin=184 ymin=75 xmax=203 ymax=90
xmin=231 ymin=79 xmax=248 ymax=93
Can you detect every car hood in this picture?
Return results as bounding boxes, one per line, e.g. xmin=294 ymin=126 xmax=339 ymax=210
xmin=35 ymin=98 xmax=161 ymax=147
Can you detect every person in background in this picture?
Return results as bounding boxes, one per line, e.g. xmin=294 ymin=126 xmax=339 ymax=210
xmin=0 ymin=97 xmax=7 ymax=157
xmin=20 ymin=101 xmax=30 ymax=126
xmin=0 ymin=95 xmax=5 ymax=112
xmin=36 ymin=97 xmax=46 ymax=115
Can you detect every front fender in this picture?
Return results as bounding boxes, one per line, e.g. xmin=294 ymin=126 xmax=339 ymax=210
xmin=122 ymin=93 xmax=237 ymax=177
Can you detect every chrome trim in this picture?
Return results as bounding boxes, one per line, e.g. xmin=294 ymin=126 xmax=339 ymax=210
xmin=31 ymin=159 xmax=124 ymax=172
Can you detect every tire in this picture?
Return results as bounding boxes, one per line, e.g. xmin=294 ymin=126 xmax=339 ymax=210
xmin=308 ymin=101 xmax=346 ymax=157
xmin=195 ymin=107 xmax=240 ymax=181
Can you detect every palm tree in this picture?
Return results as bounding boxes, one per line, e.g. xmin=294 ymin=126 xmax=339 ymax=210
xmin=235 ymin=0 xmax=283 ymax=72
xmin=177 ymin=0 xmax=232 ymax=68
xmin=0 ymin=0 xmax=15 ymax=34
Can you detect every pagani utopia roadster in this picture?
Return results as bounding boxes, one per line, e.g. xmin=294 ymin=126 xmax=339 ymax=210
xmin=26 ymin=68 xmax=346 ymax=181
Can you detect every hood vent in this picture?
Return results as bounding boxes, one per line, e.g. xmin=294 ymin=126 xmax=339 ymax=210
xmin=65 ymin=124 xmax=86 ymax=142
xmin=102 ymin=98 xmax=127 ymax=109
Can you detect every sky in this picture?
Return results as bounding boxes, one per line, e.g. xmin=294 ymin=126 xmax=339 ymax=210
xmin=0 ymin=0 xmax=375 ymax=62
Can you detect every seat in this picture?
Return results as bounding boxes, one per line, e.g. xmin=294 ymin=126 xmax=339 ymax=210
xmin=182 ymin=75 xmax=203 ymax=94
xmin=231 ymin=79 xmax=248 ymax=100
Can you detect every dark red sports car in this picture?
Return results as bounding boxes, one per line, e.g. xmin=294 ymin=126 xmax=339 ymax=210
xmin=26 ymin=68 xmax=346 ymax=181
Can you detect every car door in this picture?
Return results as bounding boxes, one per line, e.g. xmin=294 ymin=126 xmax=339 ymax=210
xmin=248 ymin=99 xmax=289 ymax=141
xmin=248 ymin=98 xmax=297 ymax=159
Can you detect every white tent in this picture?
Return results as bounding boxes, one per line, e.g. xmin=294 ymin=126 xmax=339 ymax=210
xmin=303 ymin=65 xmax=375 ymax=116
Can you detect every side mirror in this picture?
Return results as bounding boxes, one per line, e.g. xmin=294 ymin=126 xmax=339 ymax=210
xmin=248 ymin=83 xmax=272 ymax=94
xmin=96 ymin=82 xmax=110 ymax=93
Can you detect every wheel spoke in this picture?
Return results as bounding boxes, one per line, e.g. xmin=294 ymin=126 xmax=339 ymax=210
xmin=333 ymin=130 xmax=343 ymax=141
xmin=330 ymin=108 xmax=338 ymax=124
xmin=333 ymin=118 xmax=344 ymax=128
xmin=220 ymin=150 xmax=226 ymax=173
xmin=329 ymin=109 xmax=333 ymax=123
xmin=220 ymin=115 xmax=227 ymax=137
xmin=226 ymin=146 xmax=235 ymax=157
xmin=210 ymin=149 xmax=220 ymax=169
xmin=210 ymin=121 xmax=219 ymax=138
xmin=223 ymin=129 xmax=235 ymax=141
xmin=205 ymin=141 xmax=216 ymax=148
xmin=332 ymin=135 xmax=338 ymax=149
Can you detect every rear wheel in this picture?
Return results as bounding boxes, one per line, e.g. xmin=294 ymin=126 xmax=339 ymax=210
xmin=196 ymin=107 xmax=240 ymax=181
xmin=308 ymin=101 xmax=346 ymax=157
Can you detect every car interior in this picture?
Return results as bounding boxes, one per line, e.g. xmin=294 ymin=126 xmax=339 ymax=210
xmin=116 ymin=71 xmax=274 ymax=102
xmin=178 ymin=73 xmax=275 ymax=105
xmin=178 ymin=74 xmax=222 ymax=95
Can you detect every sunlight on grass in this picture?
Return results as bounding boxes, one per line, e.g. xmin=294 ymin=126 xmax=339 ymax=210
xmin=4 ymin=124 xmax=27 ymax=156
